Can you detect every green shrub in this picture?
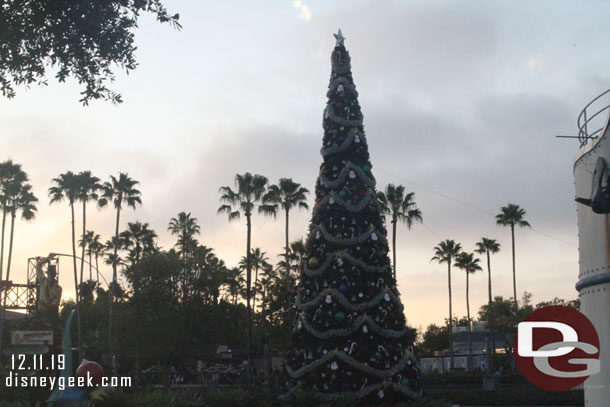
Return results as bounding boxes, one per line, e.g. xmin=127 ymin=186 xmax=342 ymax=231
xmin=426 ymin=387 xmax=583 ymax=406
xmin=90 ymin=388 xmax=204 ymax=407
xmin=203 ymin=389 xmax=278 ymax=407
xmin=0 ymin=402 xmax=32 ymax=407
xmin=89 ymin=388 xmax=133 ymax=407
xmin=410 ymin=399 xmax=453 ymax=407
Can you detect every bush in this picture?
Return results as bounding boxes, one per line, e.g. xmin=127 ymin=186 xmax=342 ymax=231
xmin=0 ymin=402 xmax=37 ymax=407
xmin=90 ymin=388 xmax=204 ymax=407
xmin=410 ymin=399 xmax=453 ymax=407
xmin=203 ymin=389 xmax=279 ymax=407
xmin=426 ymin=388 xmax=583 ymax=406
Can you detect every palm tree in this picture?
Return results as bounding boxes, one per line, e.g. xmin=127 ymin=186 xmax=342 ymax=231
xmin=0 ymin=160 xmax=27 ymax=287
xmin=263 ymin=178 xmax=309 ymax=289
xmin=287 ymin=238 xmax=306 ymax=281
xmin=378 ymin=184 xmax=422 ymax=280
xmin=0 ymin=168 xmax=35 ymax=354
xmin=120 ymin=221 xmax=157 ymax=266
xmin=76 ymin=171 xmax=100 ymax=286
xmin=276 ymin=238 xmax=306 ymax=283
xmin=455 ymin=252 xmax=482 ymax=359
xmin=78 ymin=279 xmax=98 ymax=304
xmin=431 ymin=239 xmax=462 ymax=370
xmin=218 ymin=172 xmax=275 ymax=384
xmin=5 ymin=184 xmax=37 ymax=283
xmin=225 ymin=267 xmax=245 ymax=306
xmin=496 ymin=203 xmax=530 ymax=315
xmin=168 ymin=212 xmax=200 ymax=303
xmin=239 ymin=248 xmax=270 ymax=312
xmin=475 ymin=237 xmax=500 ymax=361
xmin=168 ymin=212 xmax=200 ymax=262
xmin=102 ymin=236 xmax=127 ymax=301
xmin=194 ymin=247 xmax=226 ymax=306
xmin=79 ymin=230 xmax=94 ymax=281
xmin=79 ymin=230 xmax=104 ymax=282
xmin=474 ymin=238 xmax=500 ymax=313
xmin=98 ymin=172 xmax=142 ymax=360
xmin=103 ymin=237 xmax=125 ymax=271
xmin=88 ymin=233 xmax=103 ymax=283
xmin=49 ymin=171 xmax=83 ymax=359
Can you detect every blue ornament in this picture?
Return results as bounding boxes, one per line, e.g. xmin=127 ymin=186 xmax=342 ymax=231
xmin=58 ymin=386 xmax=87 ymax=405
xmin=339 ymin=284 xmax=348 ymax=293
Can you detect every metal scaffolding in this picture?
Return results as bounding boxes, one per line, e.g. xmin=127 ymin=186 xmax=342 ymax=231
xmin=0 ymin=281 xmax=35 ymax=311
xmin=0 ymin=255 xmax=60 ymax=314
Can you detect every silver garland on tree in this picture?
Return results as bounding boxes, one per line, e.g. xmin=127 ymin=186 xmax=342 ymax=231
xmin=284 ymin=30 xmax=422 ymax=404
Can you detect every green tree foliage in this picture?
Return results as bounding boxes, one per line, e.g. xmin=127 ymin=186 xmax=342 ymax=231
xmin=98 ymin=172 xmax=142 ymax=359
xmin=263 ymin=178 xmax=309 ymax=290
xmin=418 ymin=324 xmax=449 ymax=357
xmin=87 ymin=232 xmax=104 ymax=283
xmin=78 ymin=279 xmax=98 ymax=304
xmin=378 ymin=184 xmax=422 ymax=280
xmin=431 ymin=239 xmax=462 ymax=369
xmin=496 ymin=203 xmax=530 ymax=315
xmin=478 ymin=295 xmax=534 ymax=354
xmin=4 ymin=179 xmax=37 ymax=283
xmin=535 ymin=297 xmax=580 ymax=310
xmin=49 ymin=170 xmax=84 ymax=358
xmin=259 ymin=241 xmax=304 ymax=350
xmin=0 ymin=0 xmax=181 ymax=104
xmin=120 ymin=221 xmax=158 ymax=266
xmin=239 ymin=248 xmax=270 ymax=312
xmin=0 ymin=161 xmax=36 ymax=354
xmin=64 ymin=245 xmax=249 ymax=375
xmin=474 ymin=238 xmax=500 ymax=313
xmin=454 ymin=252 xmax=482 ymax=358
xmin=218 ymin=172 xmax=275 ymax=383
xmin=80 ymin=230 xmax=97 ymax=281
xmin=224 ymin=267 xmax=245 ymax=306
xmin=76 ymin=171 xmax=101 ymax=286
xmin=0 ymin=160 xmax=27 ymax=285
xmin=168 ymin=212 xmax=201 ymax=262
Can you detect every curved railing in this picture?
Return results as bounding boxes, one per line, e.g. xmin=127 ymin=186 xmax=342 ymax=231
xmin=578 ymin=89 xmax=610 ymax=146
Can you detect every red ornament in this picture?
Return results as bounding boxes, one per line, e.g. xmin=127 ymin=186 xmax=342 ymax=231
xmin=75 ymin=361 xmax=104 ymax=387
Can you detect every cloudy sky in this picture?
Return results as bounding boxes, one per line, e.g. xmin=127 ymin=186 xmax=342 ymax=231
xmin=3 ymin=0 xmax=610 ymax=331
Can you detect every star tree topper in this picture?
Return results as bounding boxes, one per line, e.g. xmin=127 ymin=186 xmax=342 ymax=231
xmin=334 ymin=29 xmax=345 ymax=46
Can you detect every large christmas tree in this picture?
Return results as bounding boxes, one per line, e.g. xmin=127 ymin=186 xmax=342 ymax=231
xmin=285 ymin=31 xmax=422 ymax=404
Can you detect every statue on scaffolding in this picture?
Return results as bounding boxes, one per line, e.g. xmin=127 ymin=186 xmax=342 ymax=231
xmin=35 ymin=254 xmax=62 ymax=321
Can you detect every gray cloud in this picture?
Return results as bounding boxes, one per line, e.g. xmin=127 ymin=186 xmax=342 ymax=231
xmin=4 ymin=0 xmax=610 ymax=326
